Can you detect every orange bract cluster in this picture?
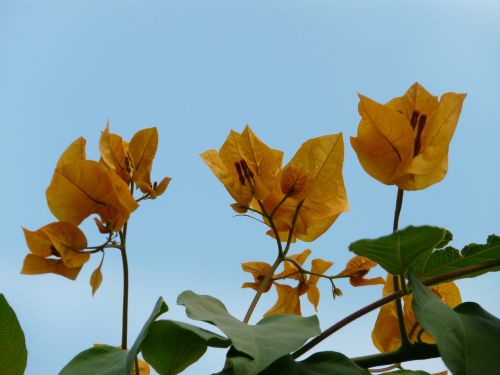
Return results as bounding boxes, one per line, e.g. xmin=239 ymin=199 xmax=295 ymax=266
xmin=372 ymin=275 xmax=461 ymax=352
xmin=201 ymin=125 xmax=349 ymax=242
xmin=351 ymin=83 xmax=466 ymax=190
xmin=21 ymin=125 xmax=170 ymax=280
xmin=242 ymin=254 xmax=383 ymax=316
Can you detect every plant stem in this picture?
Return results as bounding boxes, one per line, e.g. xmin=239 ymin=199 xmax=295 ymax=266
xmin=292 ymin=257 xmax=500 ymax=359
xmin=119 ymin=228 xmax=129 ymax=350
xmin=243 ymin=255 xmax=282 ymax=323
xmin=392 ymin=188 xmax=404 ymax=232
xmin=392 ymin=188 xmax=411 ymax=347
xmin=242 ymin=200 xmax=304 ymax=323
xmin=352 ymin=343 xmax=439 ymax=368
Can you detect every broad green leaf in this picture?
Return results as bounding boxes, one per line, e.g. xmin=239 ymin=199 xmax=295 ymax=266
xmin=409 ymin=272 xmax=500 ymax=374
xmin=383 ymin=371 xmax=431 ymax=375
xmin=0 ymin=294 xmax=27 ymax=375
xmin=177 ymin=291 xmax=320 ymax=374
xmin=414 ymin=234 xmax=500 ymax=280
xmin=141 ymin=320 xmax=230 ymax=375
xmin=349 ymin=226 xmax=449 ymax=276
xmin=61 ymin=297 xmax=167 ymax=375
xmin=126 ymin=297 xmax=168 ymax=373
xmin=60 ymin=346 xmax=127 ymax=375
xmin=260 ymin=352 xmax=368 ymax=374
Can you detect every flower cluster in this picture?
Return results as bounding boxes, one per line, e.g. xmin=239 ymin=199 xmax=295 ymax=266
xmin=22 ymin=125 xmax=170 ymax=284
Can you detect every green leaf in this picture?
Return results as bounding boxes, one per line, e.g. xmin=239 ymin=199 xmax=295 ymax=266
xmin=60 ymin=346 xmax=127 ymax=375
xmin=382 ymin=371 xmax=431 ymax=375
xmin=0 ymin=294 xmax=27 ymax=375
xmin=260 ymin=352 xmax=369 ymax=374
xmin=141 ymin=320 xmax=230 ymax=375
xmin=177 ymin=291 xmax=320 ymax=374
xmin=414 ymin=234 xmax=500 ymax=280
xmin=126 ymin=297 xmax=168 ymax=372
xmin=61 ymin=297 xmax=168 ymax=375
xmin=409 ymin=272 xmax=500 ymax=375
xmin=349 ymin=226 xmax=449 ymax=276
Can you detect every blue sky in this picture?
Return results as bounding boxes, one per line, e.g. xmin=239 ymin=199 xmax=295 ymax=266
xmin=1 ymin=1 xmax=500 ymax=374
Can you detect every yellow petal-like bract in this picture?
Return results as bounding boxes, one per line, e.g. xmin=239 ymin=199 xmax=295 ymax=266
xmin=335 ymin=255 xmax=385 ymax=287
xmin=46 ymin=160 xmax=138 ymax=231
xmin=202 ymin=126 xmax=348 ymax=242
xmin=372 ymin=275 xmax=462 ymax=352
xmin=351 ymin=83 xmax=466 ymax=190
xmin=201 ymin=125 xmax=283 ymax=206
xmin=264 ymin=133 xmax=349 ymax=242
xmin=21 ymin=222 xmax=89 ymax=279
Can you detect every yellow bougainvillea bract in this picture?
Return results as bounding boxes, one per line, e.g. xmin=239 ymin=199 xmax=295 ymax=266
xmin=351 ymin=83 xmax=466 ymax=190
xmin=21 ymin=222 xmax=89 ymax=279
xmin=372 ymin=274 xmax=462 ymax=352
xmin=202 ymin=125 xmax=348 ymax=242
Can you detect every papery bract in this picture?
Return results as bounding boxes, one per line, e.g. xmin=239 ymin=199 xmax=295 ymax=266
xmin=201 ymin=125 xmax=283 ymax=206
xmin=372 ymin=274 xmax=462 ymax=352
xmin=335 ymin=256 xmax=385 ymax=286
xmin=351 ymin=83 xmax=466 ymax=190
xmin=263 ymin=134 xmax=348 ymax=242
xmin=241 ymin=262 xmax=273 ymax=292
xmin=46 ymin=159 xmax=137 ymax=231
xmin=100 ymin=125 xmax=171 ymax=199
xmin=265 ymin=251 xmax=333 ymax=316
xmin=46 ymin=138 xmax=138 ymax=231
xmin=99 ymin=123 xmax=131 ymax=183
xmin=21 ymin=222 xmax=89 ymax=280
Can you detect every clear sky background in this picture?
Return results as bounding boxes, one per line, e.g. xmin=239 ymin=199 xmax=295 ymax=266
xmin=1 ymin=1 xmax=500 ymax=374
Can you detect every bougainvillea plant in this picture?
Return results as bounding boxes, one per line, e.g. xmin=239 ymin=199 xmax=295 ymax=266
xmin=2 ymin=83 xmax=500 ymax=375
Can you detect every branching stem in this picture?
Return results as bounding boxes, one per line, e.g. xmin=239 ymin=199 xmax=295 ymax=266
xmin=242 ymin=199 xmax=304 ymax=323
xmin=292 ymin=257 xmax=500 ymax=359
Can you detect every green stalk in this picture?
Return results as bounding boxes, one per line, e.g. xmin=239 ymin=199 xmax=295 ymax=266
xmin=392 ymin=188 xmax=411 ymax=347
